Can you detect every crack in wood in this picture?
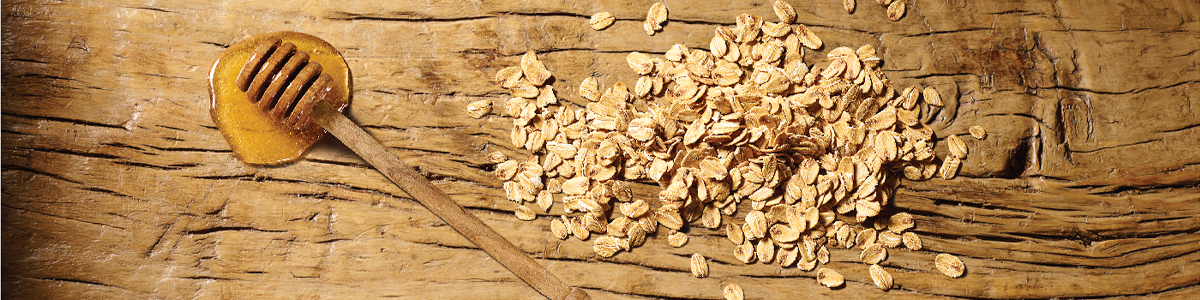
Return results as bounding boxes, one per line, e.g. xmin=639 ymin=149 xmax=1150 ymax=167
xmin=2 ymin=203 xmax=128 ymax=231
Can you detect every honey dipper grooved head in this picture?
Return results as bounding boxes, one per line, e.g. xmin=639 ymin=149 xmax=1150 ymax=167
xmin=236 ymin=36 xmax=337 ymax=129
xmin=208 ymin=31 xmax=350 ymax=165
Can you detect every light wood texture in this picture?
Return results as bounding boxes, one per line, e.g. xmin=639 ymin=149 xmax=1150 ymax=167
xmin=3 ymin=0 xmax=1198 ymax=299
xmin=310 ymin=100 xmax=588 ymax=300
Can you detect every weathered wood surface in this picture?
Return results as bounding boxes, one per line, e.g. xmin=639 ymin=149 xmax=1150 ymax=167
xmin=3 ymin=0 xmax=1198 ymax=299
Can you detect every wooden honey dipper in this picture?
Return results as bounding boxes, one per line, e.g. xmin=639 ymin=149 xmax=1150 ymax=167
xmin=231 ymin=35 xmax=590 ymax=300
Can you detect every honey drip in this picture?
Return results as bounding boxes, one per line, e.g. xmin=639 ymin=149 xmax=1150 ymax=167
xmin=209 ymin=32 xmax=350 ymax=165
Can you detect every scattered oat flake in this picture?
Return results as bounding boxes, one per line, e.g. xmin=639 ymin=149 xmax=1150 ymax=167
xmin=778 ymin=247 xmax=799 ymax=267
xmin=514 ymin=205 xmax=537 ymax=221
xmin=769 ymin=224 xmax=800 ymax=243
xmin=551 ymin=217 xmax=569 ymax=240
xmin=668 ymin=231 xmax=689 ymax=247
xmin=627 ymin=225 xmax=648 ymax=246
xmin=627 ymin=52 xmax=655 ymax=75
xmin=816 ymin=245 xmax=830 ymax=265
xmin=710 ymin=36 xmax=729 ymax=58
xmin=756 ymin=238 xmax=776 ymax=264
xmin=590 ymin=12 xmax=615 ymax=30
xmin=734 ymin=242 xmax=755 ymax=264
xmin=887 ymin=0 xmax=906 ymax=21
xmin=860 ymin=243 xmax=888 ymax=264
xmin=856 ymin=228 xmax=878 ymax=248
xmin=870 ymin=264 xmax=893 ymax=290
xmin=494 ymin=160 xmax=519 ymax=181
xmin=510 ymin=83 xmax=539 ymax=98
xmin=726 ymin=223 xmax=746 ymax=245
xmin=594 ymin=236 xmax=623 ymax=257
xmin=569 ymin=217 xmax=590 ymax=241
xmin=621 ymin=200 xmax=650 ymax=218
xmin=888 ymin=212 xmax=915 ymax=233
xmin=494 ymin=66 xmax=523 ymax=89
xmin=878 ymin=231 xmax=903 ymax=248
xmin=520 ymin=52 xmax=552 ymax=86
xmin=774 ymin=0 xmax=796 ymax=24
xmin=936 ymin=253 xmax=966 ymax=278
xmin=798 ymin=257 xmax=818 ymax=271
xmin=579 ymin=77 xmax=601 ymax=101
xmin=690 ymin=253 xmax=709 ymax=277
xmin=635 ymin=76 xmax=654 ymax=98
xmin=723 ymin=284 xmax=744 ymax=300
xmin=947 ymin=135 xmax=968 ymax=158
xmin=902 ymin=232 xmax=923 ymax=250
xmin=536 ymin=190 xmax=553 ymax=211
xmin=745 ymin=211 xmax=767 ymax=240
xmin=939 ymin=155 xmax=961 ymax=180
xmin=647 ymin=3 xmax=668 ymax=28
xmin=844 ymin=0 xmax=856 ymax=14
xmin=466 ymin=100 xmax=491 ymax=119
xmin=922 ymin=85 xmax=943 ymax=106
xmin=537 ymin=85 xmax=557 ymax=107
xmin=657 ymin=209 xmax=684 ymax=230
xmin=970 ymin=125 xmax=987 ymax=140
xmin=817 ymin=268 xmax=844 ymax=288
xmin=486 ymin=151 xmax=507 ymax=164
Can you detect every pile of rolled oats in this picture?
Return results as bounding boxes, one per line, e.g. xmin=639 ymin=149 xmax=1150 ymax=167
xmin=478 ymin=1 xmax=970 ymax=294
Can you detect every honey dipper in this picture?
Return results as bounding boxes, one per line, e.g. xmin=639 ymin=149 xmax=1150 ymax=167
xmin=212 ymin=32 xmax=590 ymax=300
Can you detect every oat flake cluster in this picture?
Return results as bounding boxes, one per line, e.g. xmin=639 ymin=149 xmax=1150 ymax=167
xmin=480 ymin=5 xmax=969 ymax=294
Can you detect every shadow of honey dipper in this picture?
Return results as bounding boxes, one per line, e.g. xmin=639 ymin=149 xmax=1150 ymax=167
xmin=209 ymin=32 xmax=589 ymax=300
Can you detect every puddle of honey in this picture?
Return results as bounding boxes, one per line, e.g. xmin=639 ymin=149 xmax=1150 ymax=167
xmin=209 ymin=32 xmax=350 ymax=165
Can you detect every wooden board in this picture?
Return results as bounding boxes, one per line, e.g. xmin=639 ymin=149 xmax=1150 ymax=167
xmin=3 ymin=0 xmax=1198 ymax=299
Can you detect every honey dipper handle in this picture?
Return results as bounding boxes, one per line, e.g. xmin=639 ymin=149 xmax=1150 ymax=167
xmin=309 ymin=100 xmax=590 ymax=300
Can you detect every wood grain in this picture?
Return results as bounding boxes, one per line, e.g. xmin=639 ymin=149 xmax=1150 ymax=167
xmin=310 ymin=99 xmax=589 ymax=300
xmin=3 ymin=0 xmax=1198 ymax=299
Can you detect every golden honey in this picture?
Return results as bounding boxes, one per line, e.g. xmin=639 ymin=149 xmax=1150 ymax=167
xmin=208 ymin=32 xmax=350 ymax=165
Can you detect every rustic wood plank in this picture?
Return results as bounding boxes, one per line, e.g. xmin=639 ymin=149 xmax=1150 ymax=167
xmin=4 ymin=0 xmax=1198 ymax=299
